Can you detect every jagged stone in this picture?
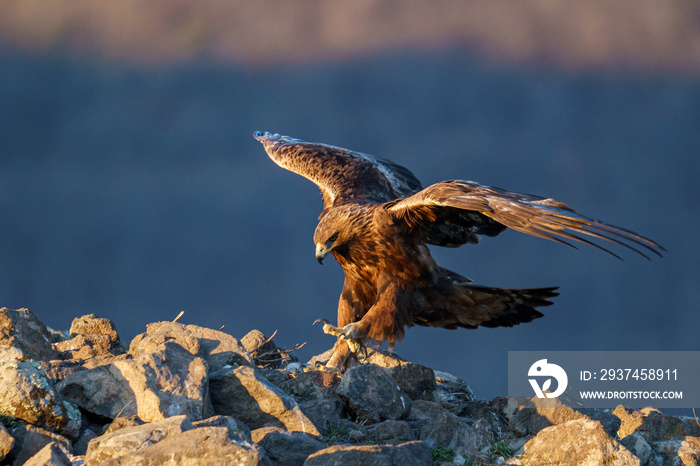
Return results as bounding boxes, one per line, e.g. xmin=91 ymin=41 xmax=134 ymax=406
xmin=209 ymin=365 xmax=319 ymax=435
xmin=257 ymin=367 xmax=291 ymax=390
xmin=81 ymin=354 xmax=128 ymax=369
xmin=619 ymin=432 xmax=656 ymax=466
xmin=434 ymin=370 xmax=475 ymax=415
xmin=56 ymin=362 xmax=134 ymax=421
xmin=84 ymin=414 xmax=193 ymax=465
xmin=192 ymin=415 xmax=252 ymax=443
xmin=0 ymin=423 xmax=14 ymax=462
xmin=72 ymin=427 xmax=99 ymax=457
xmin=297 ymin=397 xmax=347 ymax=435
xmin=38 ymin=359 xmax=85 ymax=384
xmin=69 ymin=314 xmax=122 ymax=346
xmin=0 ymin=346 xmax=80 ymax=438
xmin=252 ymin=426 xmax=326 ymax=465
xmin=614 ymin=405 xmax=646 ymax=439
xmin=521 ymin=418 xmax=640 ymax=466
xmin=364 ymin=420 xmax=415 ymax=445
xmin=22 ymin=442 xmax=71 ymax=466
xmin=305 ymin=441 xmax=432 ymax=466
xmin=8 ymin=425 xmax=73 ymax=466
xmin=420 ymin=411 xmax=493 ymax=455
xmin=129 ymin=321 xmax=252 ymax=371
xmin=614 ymin=405 xmax=700 ymax=442
xmin=58 ymin=341 xmax=212 ymax=422
xmin=577 ymin=407 xmax=622 ymax=438
xmin=336 ymin=364 xmax=412 ymax=424
xmin=0 ymin=308 xmax=57 ymax=362
xmin=385 ymin=362 xmax=436 ymax=402
xmin=103 ymin=415 xmax=144 ymax=435
xmin=241 ymin=329 xmax=298 ymax=369
xmin=101 ymin=426 xmax=271 ymax=466
xmin=653 ymin=436 xmax=700 ymax=466
xmin=407 ymin=400 xmax=451 ymax=423
xmin=354 ymin=349 xmax=436 ymax=401
xmin=493 ymin=395 xmax=588 ymax=437
xmin=54 ymin=334 xmax=116 ymax=360
xmin=281 ymin=370 xmax=341 ymax=402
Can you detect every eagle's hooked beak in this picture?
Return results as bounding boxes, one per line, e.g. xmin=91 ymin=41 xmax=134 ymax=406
xmin=315 ymin=243 xmax=328 ymax=264
xmin=315 ymin=241 xmax=333 ymax=264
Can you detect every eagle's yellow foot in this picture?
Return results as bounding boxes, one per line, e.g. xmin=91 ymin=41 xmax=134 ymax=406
xmin=313 ymin=319 xmax=362 ymax=353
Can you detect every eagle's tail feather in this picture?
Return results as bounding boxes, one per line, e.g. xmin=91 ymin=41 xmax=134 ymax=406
xmin=414 ymin=283 xmax=558 ymax=330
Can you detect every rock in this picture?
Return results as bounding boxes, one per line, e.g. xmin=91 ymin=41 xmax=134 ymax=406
xmin=281 ymin=370 xmax=341 ymax=402
xmin=192 ymin=415 xmax=252 ymax=443
xmin=22 ymin=443 xmax=71 ymax=466
xmin=38 ymin=359 xmax=85 ymax=384
xmin=521 ymin=418 xmax=640 ymax=466
xmin=0 ymin=346 xmax=81 ymax=437
xmin=56 ymin=364 xmax=135 ymax=420
xmin=407 ymin=400 xmax=451 ymax=423
xmin=58 ymin=341 xmax=212 ymax=422
xmin=8 ymin=425 xmax=73 ymax=466
xmin=653 ymin=436 xmax=700 ymax=466
xmin=619 ymin=432 xmax=656 ymax=466
xmin=55 ymin=314 xmax=125 ymax=359
xmin=304 ymin=441 xmax=432 ymax=466
xmin=84 ymin=414 xmax=193 ymax=465
xmin=577 ymin=407 xmax=622 ymax=438
xmin=103 ymin=415 xmax=144 ymax=434
xmin=0 ymin=308 xmax=57 ymax=362
xmin=614 ymin=406 xmax=700 ymax=442
xmin=364 ymin=420 xmax=415 ymax=445
xmin=54 ymin=334 xmax=117 ymax=360
xmin=257 ymin=367 xmax=292 ymax=390
xmin=335 ymin=364 xmax=412 ymax=424
xmin=241 ymin=329 xmax=298 ymax=368
xmin=0 ymin=423 xmax=14 ymax=461
xmin=253 ymin=426 xmax=326 ymax=465
xmin=434 ymin=370 xmax=475 ymax=415
xmin=81 ymin=354 xmax=129 ymax=369
xmin=297 ymin=397 xmax=347 ymax=435
xmin=354 ymin=349 xmax=436 ymax=401
xmin=209 ymin=365 xmax=319 ymax=435
xmin=72 ymin=427 xmax=99 ymax=456
xmin=494 ymin=396 xmax=587 ymax=437
xmin=129 ymin=321 xmax=252 ymax=371
xmin=384 ymin=362 xmax=436 ymax=402
xmin=420 ymin=411 xmax=493 ymax=455
xmin=406 ymin=400 xmax=452 ymax=438
xmin=69 ymin=314 xmax=122 ymax=348
xmin=101 ymin=426 xmax=271 ymax=466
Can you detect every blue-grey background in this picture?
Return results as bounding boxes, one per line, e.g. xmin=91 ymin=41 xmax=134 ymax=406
xmin=1 ymin=2 xmax=698 ymax=403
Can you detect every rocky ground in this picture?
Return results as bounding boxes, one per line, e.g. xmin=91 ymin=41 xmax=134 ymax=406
xmin=0 ymin=307 xmax=699 ymax=465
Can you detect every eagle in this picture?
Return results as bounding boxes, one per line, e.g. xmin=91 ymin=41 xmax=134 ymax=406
xmin=254 ymin=131 xmax=664 ymax=370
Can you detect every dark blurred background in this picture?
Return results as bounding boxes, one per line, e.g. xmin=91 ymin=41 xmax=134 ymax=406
xmin=1 ymin=0 xmax=698 ymax=402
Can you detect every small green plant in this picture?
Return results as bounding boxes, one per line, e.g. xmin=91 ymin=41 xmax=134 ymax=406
xmin=431 ymin=447 xmax=455 ymax=464
xmin=491 ymin=440 xmax=513 ymax=458
xmin=323 ymin=421 xmax=350 ymax=444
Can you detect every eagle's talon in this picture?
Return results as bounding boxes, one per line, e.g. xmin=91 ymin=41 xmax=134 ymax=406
xmin=314 ymin=319 xmax=363 ymax=354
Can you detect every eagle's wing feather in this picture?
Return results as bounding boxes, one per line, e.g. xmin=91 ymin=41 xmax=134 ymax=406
xmin=386 ymin=180 xmax=665 ymax=259
xmin=255 ymin=131 xmax=422 ymax=209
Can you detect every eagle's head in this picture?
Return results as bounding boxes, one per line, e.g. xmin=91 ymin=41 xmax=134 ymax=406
xmin=313 ymin=205 xmax=372 ymax=264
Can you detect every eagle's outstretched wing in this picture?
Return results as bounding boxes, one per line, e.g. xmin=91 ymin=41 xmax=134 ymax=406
xmin=386 ymin=180 xmax=666 ymax=259
xmin=255 ymin=131 xmax=422 ymax=209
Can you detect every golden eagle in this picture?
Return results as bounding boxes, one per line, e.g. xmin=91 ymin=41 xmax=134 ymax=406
xmin=255 ymin=131 xmax=664 ymax=369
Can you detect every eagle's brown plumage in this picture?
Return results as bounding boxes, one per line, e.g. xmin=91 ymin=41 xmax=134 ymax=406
xmin=255 ymin=131 xmax=665 ymax=369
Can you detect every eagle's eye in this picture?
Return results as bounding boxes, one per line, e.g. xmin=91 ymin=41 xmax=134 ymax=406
xmin=328 ymin=232 xmax=339 ymax=243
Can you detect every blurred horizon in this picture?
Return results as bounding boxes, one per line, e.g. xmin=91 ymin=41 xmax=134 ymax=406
xmin=1 ymin=1 xmax=698 ymax=404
